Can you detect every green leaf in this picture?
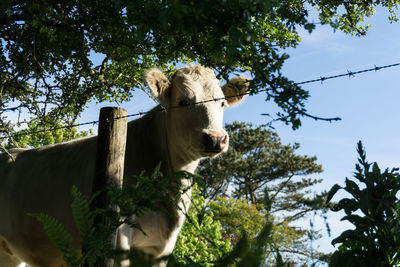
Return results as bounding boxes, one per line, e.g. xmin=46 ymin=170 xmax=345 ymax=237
xmin=331 ymin=229 xmax=360 ymax=246
xmin=332 ymin=198 xmax=358 ymax=214
xmin=326 ymin=184 xmax=342 ymax=204
xmin=344 ymin=178 xmax=360 ymax=199
xmin=340 ymin=214 xmax=366 ymax=226
xmin=304 ymin=23 xmax=316 ymax=33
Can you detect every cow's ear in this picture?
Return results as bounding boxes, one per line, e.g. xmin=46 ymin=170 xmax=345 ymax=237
xmin=145 ymin=69 xmax=171 ymax=103
xmin=221 ymin=76 xmax=250 ymax=106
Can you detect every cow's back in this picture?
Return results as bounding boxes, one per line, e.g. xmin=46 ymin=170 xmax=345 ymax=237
xmin=0 ymin=136 xmax=97 ymax=266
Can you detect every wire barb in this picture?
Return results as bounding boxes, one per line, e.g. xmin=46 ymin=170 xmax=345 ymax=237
xmin=347 ymin=70 xmax=355 ymax=78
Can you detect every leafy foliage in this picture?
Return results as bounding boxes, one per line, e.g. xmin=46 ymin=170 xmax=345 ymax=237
xmin=310 ymin=0 xmax=398 ymax=36
xmin=209 ymin=197 xmax=266 ymax=240
xmin=173 ymin=184 xmax=232 ymax=266
xmin=1 ymin=0 xmax=399 ymax=142
xmin=5 ymin=120 xmax=93 ymax=149
xmin=327 ymin=141 xmax=400 ymax=267
xmin=212 ymin=191 xmax=288 ymax=267
xmin=174 ymin=184 xmax=285 ymax=267
xmin=208 ymin=196 xmax=326 ymax=266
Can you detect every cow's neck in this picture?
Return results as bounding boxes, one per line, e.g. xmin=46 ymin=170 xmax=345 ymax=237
xmin=125 ymin=106 xmax=196 ymax=227
xmin=162 ymin=110 xmax=200 ymax=175
xmin=124 ymin=106 xmax=199 ymax=178
xmin=167 ymin=149 xmax=199 ymax=174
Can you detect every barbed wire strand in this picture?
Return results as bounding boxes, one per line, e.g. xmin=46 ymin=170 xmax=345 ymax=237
xmin=295 ymin=63 xmax=400 ymax=85
xmin=1 ymin=62 xmax=399 ymax=141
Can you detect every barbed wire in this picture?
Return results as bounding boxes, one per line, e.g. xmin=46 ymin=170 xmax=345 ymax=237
xmin=295 ymin=63 xmax=400 ymax=85
xmin=1 ymin=61 xmax=399 ymax=141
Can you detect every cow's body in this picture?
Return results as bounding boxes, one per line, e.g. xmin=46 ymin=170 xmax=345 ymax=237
xmin=0 ymin=66 xmax=249 ymax=267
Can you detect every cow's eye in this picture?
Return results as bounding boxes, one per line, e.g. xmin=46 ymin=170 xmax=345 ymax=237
xmin=178 ymin=100 xmax=189 ymax=106
xmin=221 ymin=101 xmax=226 ymax=108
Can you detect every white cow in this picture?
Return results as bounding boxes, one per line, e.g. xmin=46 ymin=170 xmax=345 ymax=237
xmin=0 ymin=65 xmax=249 ymax=267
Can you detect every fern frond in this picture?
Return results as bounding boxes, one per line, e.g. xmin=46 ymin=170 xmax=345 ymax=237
xmin=71 ymin=186 xmax=94 ymax=244
xmin=29 ymin=213 xmax=81 ymax=265
xmin=84 ymin=237 xmax=103 ymax=267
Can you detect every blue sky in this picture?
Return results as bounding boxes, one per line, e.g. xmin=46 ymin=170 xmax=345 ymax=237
xmin=79 ymin=7 xmax=400 ymax=256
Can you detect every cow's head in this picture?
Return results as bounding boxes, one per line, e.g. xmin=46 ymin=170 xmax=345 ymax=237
xmin=145 ymin=65 xmax=249 ymax=161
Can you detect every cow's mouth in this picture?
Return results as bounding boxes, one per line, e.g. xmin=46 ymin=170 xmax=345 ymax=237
xmin=200 ymin=148 xmax=225 ymax=157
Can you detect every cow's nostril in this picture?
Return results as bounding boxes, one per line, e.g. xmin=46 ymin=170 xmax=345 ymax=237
xmin=203 ymin=133 xmax=227 ymax=151
xmin=220 ymin=135 xmax=228 ymax=145
xmin=203 ymin=133 xmax=215 ymax=149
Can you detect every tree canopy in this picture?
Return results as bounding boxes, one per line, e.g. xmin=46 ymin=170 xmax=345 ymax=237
xmin=1 ymin=0 xmax=399 ymax=144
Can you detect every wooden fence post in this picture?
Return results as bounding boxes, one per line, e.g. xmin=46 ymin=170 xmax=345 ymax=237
xmin=89 ymin=107 xmax=128 ymax=267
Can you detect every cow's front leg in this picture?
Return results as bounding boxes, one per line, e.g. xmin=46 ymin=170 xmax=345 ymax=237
xmin=114 ymin=224 xmax=133 ymax=267
xmin=152 ymin=256 xmax=169 ymax=267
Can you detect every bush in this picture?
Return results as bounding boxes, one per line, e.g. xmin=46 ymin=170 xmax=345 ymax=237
xmin=327 ymin=141 xmax=400 ymax=267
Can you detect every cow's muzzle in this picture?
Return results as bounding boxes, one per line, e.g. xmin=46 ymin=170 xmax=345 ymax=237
xmin=202 ymin=131 xmax=228 ymax=153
